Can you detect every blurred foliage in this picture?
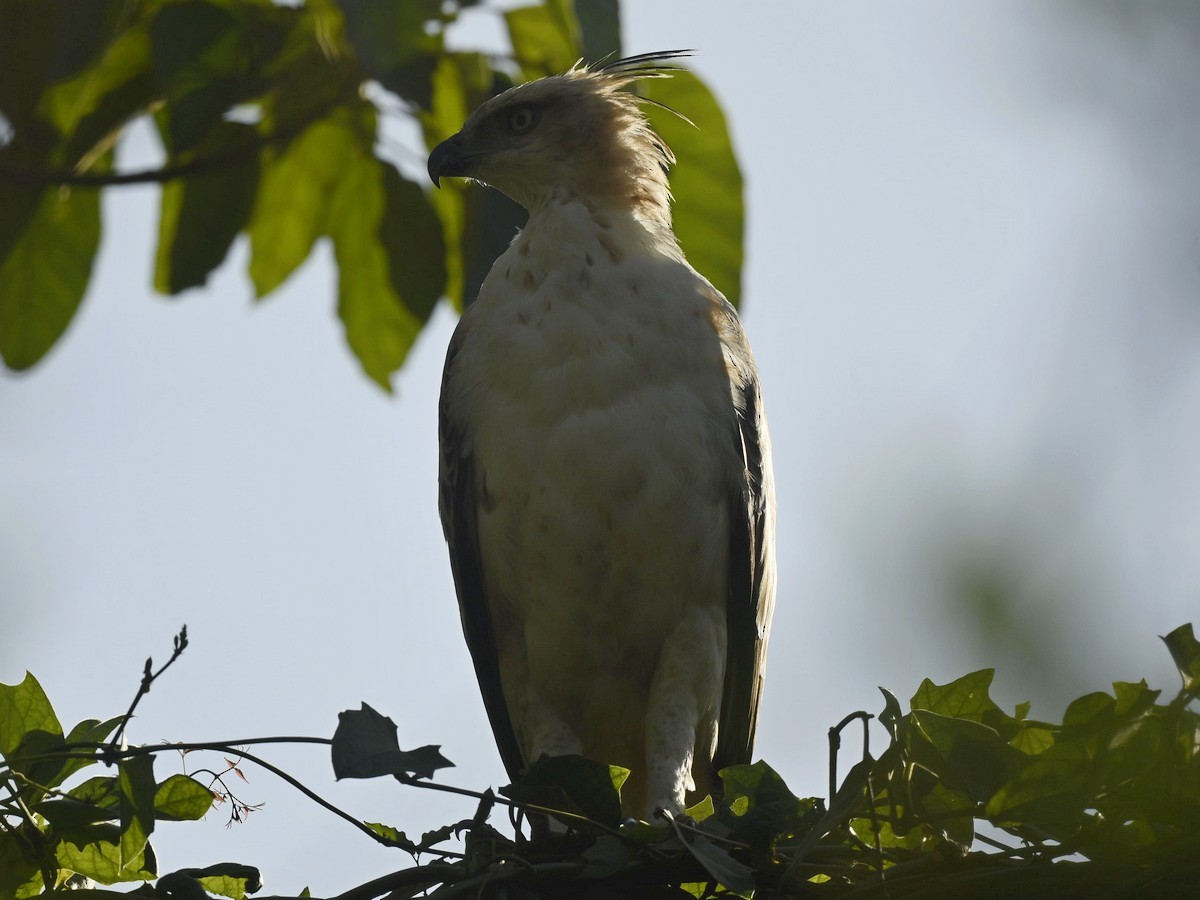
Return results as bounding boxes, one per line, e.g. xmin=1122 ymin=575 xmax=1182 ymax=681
xmin=3 ymin=625 xmax=1197 ymax=898
xmin=0 ymin=0 xmax=744 ymax=389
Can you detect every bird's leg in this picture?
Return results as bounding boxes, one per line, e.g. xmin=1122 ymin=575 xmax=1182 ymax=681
xmin=643 ymin=606 xmax=726 ymax=816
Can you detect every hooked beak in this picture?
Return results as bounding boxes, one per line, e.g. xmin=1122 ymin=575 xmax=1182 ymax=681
xmin=427 ymin=133 xmax=470 ymax=188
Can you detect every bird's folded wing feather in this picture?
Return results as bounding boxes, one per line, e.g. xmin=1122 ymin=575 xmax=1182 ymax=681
xmin=711 ymin=293 xmax=776 ymax=775
xmin=438 ymin=322 xmax=526 ymax=782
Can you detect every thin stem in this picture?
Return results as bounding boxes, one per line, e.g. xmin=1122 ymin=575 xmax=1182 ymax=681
xmin=107 ymin=626 xmax=189 ymax=757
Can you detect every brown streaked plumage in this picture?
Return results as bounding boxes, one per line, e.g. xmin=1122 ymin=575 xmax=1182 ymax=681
xmin=430 ymin=51 xmax=775 ymax=818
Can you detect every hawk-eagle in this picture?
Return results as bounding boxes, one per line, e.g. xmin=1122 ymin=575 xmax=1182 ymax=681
xmin=429 ymin=51 xmax=776 ymax=818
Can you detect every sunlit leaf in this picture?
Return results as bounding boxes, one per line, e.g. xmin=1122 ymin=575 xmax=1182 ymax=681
xmin=911 ymin=669 xmax=999 ymax=721
xmin=506 ymin=1 xmax=581 ymax=79
xmin=0 ymin=671 xmax=63 ymax=757
xmin=161 ymin=864 xmax=263 ymax=900
xmin=247 ymin=112 xmax=358 ymax=296
xmin=118 ymin=754 xmax=157 ymax=870
xmin=328 ymin=144 xmax=442 ymax=389
xmin=154 ymin=774 xmax=216 ymax=821
xmin=56 ymin=824 xmax=157 ymax=885
xmin=0 ymin=177 xmax=101 ymax=370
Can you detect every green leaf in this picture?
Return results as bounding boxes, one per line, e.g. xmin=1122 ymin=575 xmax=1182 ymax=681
xmin=717 ymin=761 xmax=818 ymax=850
xmin=1010 ymin=724 xmax=1056 ymax=755
xmin=154 ymin=774 xmax=216 ymax=822
xmin=247 ymin=113 xmax=357 ymax=296
xmin=1163 ymin=623 xmax=1200 ymax=693
xmin=576 ymin=0 xmax=621 ymax=62
xmin=985 ymin=738 xmax=1094 ymax=834
xmin=165 ymin=864 xmax=263 ymax=900
xmin=329 ymin=147 xmax=442 ymax=389
xmin=38 ymin=786 xmax=119 ymax=830
xmin=910 ymin=669 xmax=999 ymax=721
xmin=118 ymin=755 xmax=157 ymax=871
xmin=505 ymin=2 xmax=582 ymax=79
xmin=0 ymin=672 xmax=63 ymax=757
xmin=0 ymin=176 xmax=101 ymax=370
xmin=379 ymin=163 xmax=445 ymax=321
xmin=331 ymin=703 xmax=453 ymax=780
xmin=909 ymin=709 xmax=1017 ymax=802
xmin=1062 ymin=691 xmax=1115 ymax=729
xmin=56 ymin=823 xmax=157 ymax=885
xmin=638 ymin=68 xmax=744 ymax=309
xmin=154 ymin=120 xmax=259 ymax=294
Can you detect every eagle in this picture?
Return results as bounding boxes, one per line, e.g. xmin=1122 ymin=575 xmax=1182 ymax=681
xmin=428 ymin=51 xmax=776 ymax=819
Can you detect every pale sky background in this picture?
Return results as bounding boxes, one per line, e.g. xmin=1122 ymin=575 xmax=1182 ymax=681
xmin=3 ymin=1 xmax=1200 ymax=894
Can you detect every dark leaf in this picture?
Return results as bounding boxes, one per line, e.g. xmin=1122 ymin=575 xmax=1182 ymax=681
xmin=678 ymin=830 xmax=755 ymax=894
xmin=363 ymin=821 xmax=417 ymax=851
xmin=1163 ymin=623 xmax=1200 ymax=693
xmin=718 ymin=761 xmax=817 ymax=851
xmin=48 ymin=0 xmax=127 ymax=82
xmin=338 ymin=0 xmax=446 ymax=108
xmin=154 ymin=121 xmax=259 ymax=295
xmin=0 ymin=0 xmax=59 ymax=121
xmin=379 ymin=161 xmax=445 ymax=322
xmin=331 ymin=703 xmax=453 ymax=780
xmin=502 ymin=754 xmax=627 ymax=827
xmin=0 ymin=828 xmax=43 ymax=898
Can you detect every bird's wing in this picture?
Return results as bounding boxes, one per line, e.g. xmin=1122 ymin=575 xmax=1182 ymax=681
xmin=710 ymin=293 xmax=777 ymax=775
xmin=438 ymin=320 xmax=526 ymax=782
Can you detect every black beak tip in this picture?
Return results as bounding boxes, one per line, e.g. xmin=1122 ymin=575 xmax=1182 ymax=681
xmin=428 ymin=135 xmax=464 ymax=189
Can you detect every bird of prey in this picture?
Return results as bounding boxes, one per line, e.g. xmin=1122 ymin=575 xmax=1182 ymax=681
xmin=429 ymin=51 xmax=775 ymax=818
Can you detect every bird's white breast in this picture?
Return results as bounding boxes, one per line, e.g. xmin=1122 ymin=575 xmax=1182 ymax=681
xmin=446 ymin=199 xmax=740 ymax=760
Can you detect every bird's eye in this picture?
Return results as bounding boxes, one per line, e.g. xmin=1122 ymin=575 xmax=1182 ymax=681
xmin=507 ymin=105 xmax=539 ymax=134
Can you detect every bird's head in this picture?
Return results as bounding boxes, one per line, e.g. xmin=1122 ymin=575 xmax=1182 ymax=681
xmin=427 ymin=51 xmax=689 ymax=226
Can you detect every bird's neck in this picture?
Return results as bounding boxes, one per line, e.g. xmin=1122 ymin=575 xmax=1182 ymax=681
xmin=524 ymin=189 xmax=682 ymax=262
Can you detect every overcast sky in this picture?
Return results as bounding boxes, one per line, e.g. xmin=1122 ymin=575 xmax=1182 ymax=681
xmin=3 ymin=2 xmax=1199 ymax=894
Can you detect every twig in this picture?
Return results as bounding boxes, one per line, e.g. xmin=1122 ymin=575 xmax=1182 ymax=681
xmin=106 ymin=626 xmax=189 ymax=760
